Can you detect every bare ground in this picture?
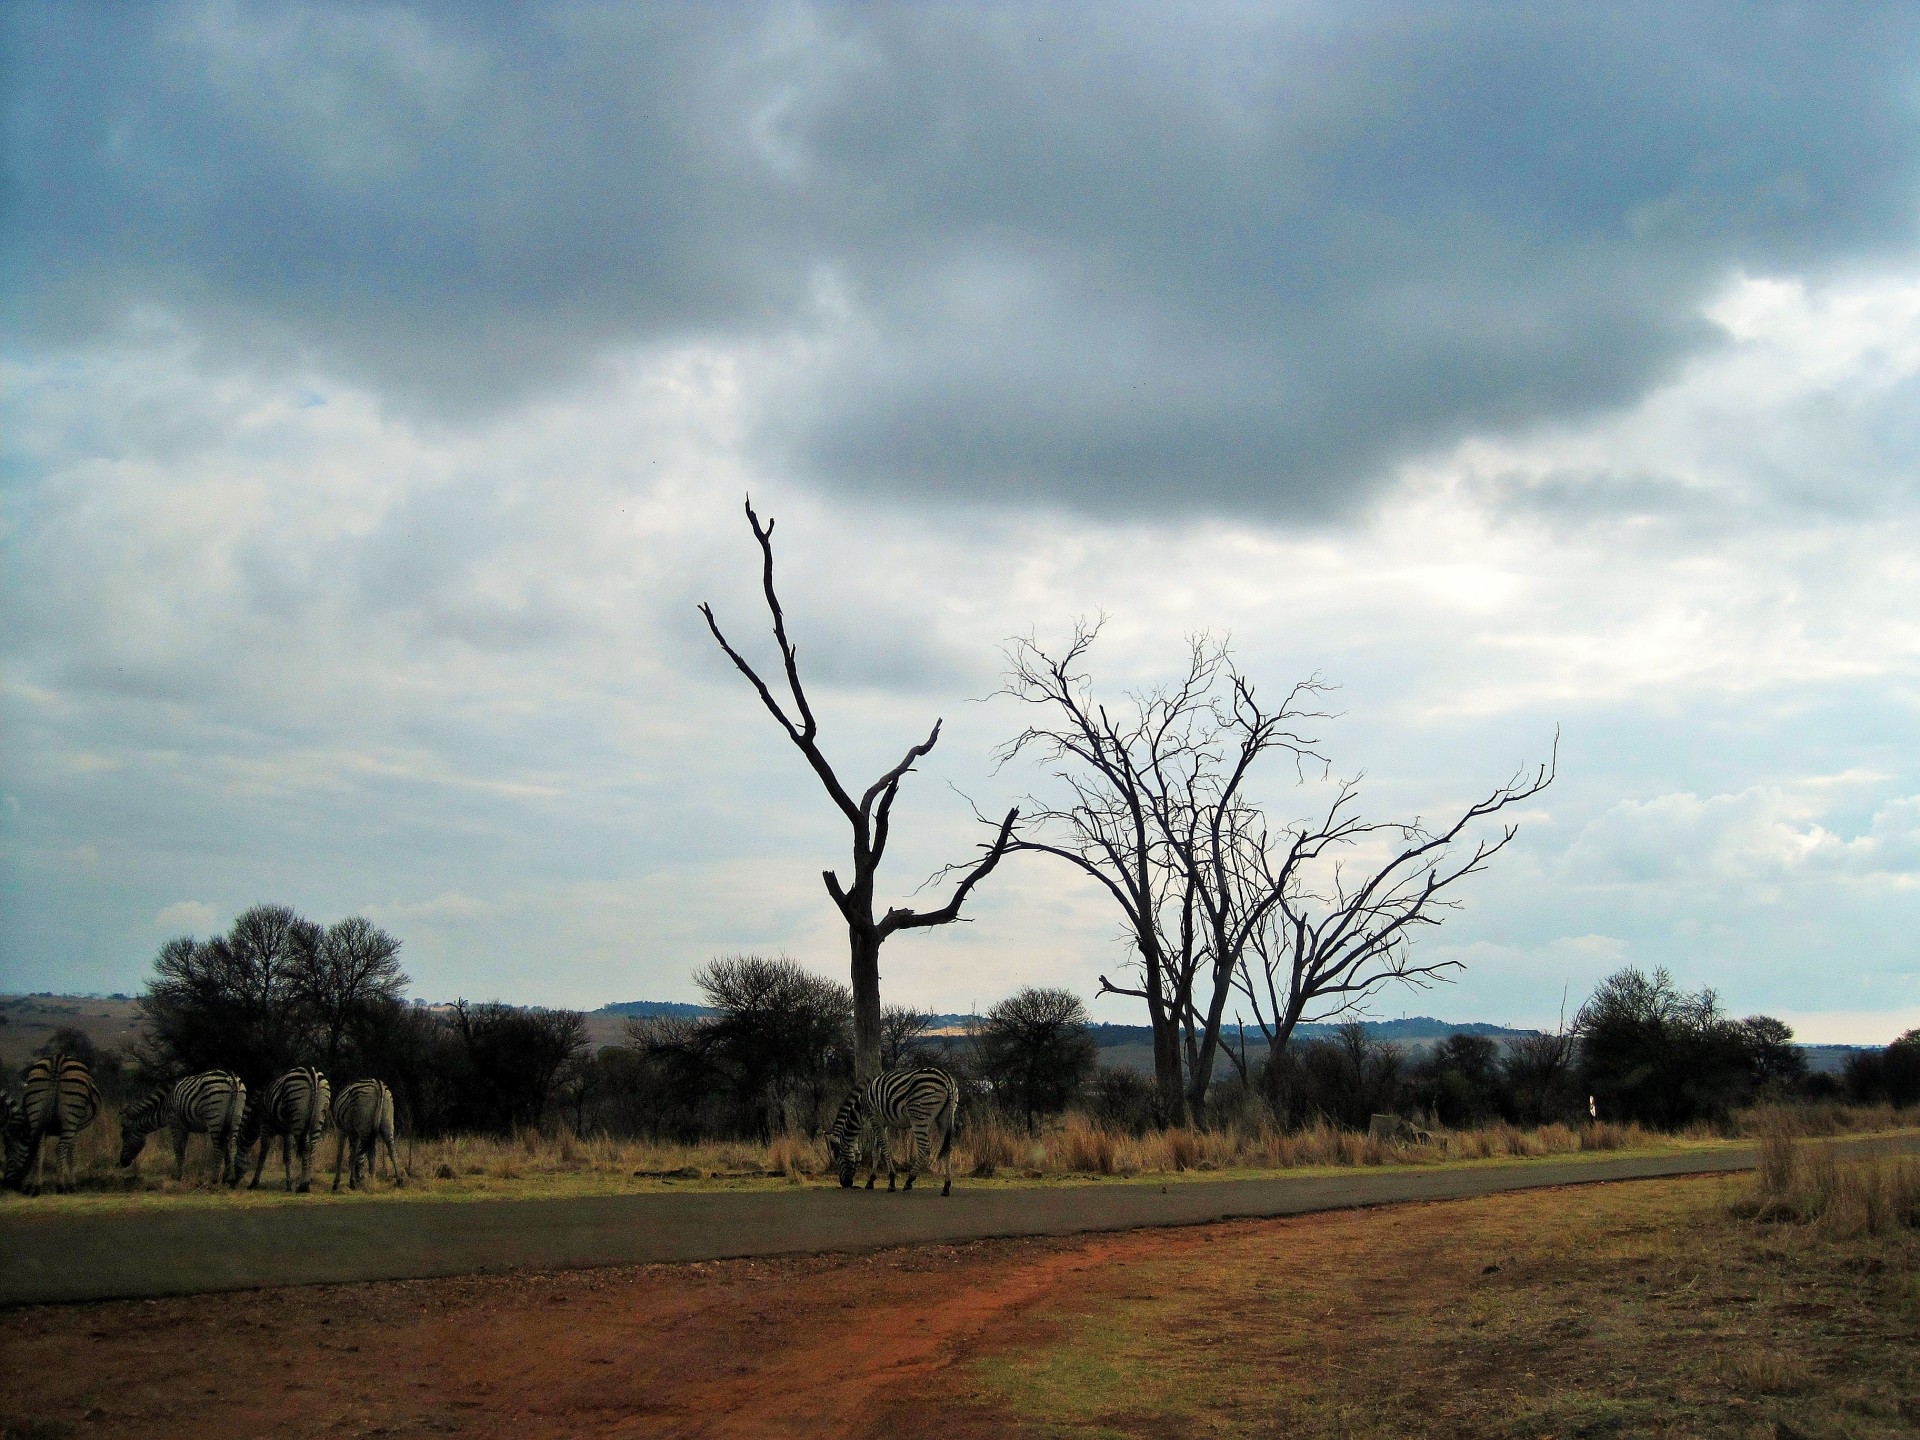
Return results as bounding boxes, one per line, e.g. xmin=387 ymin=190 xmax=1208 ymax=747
xmin=6 ymin=1170 xmax=1918 ymax=1440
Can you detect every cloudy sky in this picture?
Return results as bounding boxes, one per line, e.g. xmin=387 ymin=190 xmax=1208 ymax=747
xmin=4 ymin=2 xmax=1919 ymax=1041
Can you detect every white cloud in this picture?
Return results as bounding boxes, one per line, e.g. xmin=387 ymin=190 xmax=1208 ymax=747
xmin=1563 ymin=787 xmax=1920 ymax=889
xmin=6 ymin=249 xmax=1920 ymax=1028
xmin=151 ymin=900 xmax=217 ymax=935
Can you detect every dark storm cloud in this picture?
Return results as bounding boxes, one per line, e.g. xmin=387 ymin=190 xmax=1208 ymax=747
xmin=7 ymin=2 xmax=1920 ymax=516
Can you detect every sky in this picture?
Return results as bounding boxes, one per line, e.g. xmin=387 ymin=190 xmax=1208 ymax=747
xmin=3 ymin=2 xmax=1919 ymax=1042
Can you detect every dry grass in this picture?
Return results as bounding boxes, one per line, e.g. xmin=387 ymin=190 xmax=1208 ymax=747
xmin=964 ymin=1110 xmax=1666 ymax=1178
xmin=956 ymin=1165 xmax=1920 ymax=1438
xmin=10 ymin=1100 xmax=1910 ymax=1211
xmin=1732 ymin=1099 xmax=1917 ymax=1139
xmin=1738 ymin=1128 xmax=1920 ymax=1237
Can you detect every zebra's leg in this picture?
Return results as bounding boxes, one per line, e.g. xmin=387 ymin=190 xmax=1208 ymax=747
xmin=172 ymin=1125 xmax=190 ymax=1183
xmin=247 ymin=1131 xmax=270 ymax=1190
xmin=331 ymin=1130 xmax=349 ymax=1192
xmin=902 ymin=1123 xmax=930 ymax=1192
xmin=56 ymin=1132 xmax=77 ymax=1193
xmin=294 ymin=1132 xmax=311 ymax=1194
xmin=22 ymin=1134 xmax=45 ymax=1196
xmin=380 ymin=1126 xmax=403 ymax=1187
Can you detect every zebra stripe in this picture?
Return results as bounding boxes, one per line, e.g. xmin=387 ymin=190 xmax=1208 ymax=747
xmin=119 ymin=1071 xmax=249 ymax=1187
xmin=0 ymin=1090 xmax=19 ymax=1187
xmin=7 ymin=1055 xmax=104 ymax=1195
xmin=825 ymin=1066 xmax=960 ymax=1196
xmin=330 ymin=1079 xmax=403 ymax=1191
xmin=241 ymin=1067 xmax=331 ymax=1194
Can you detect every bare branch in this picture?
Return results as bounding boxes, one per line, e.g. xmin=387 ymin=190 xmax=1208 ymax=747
xmin=880 ymin=807 xmax=1020 ymax=937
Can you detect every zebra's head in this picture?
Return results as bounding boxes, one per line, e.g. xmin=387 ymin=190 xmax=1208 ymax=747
xmin=825 ymin=1091 xmax=865 ymax=1188
xmin=117 ymin=1090 xmax=164 ymax=1167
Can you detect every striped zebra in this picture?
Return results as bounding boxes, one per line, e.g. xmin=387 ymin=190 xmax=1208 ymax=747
xmin=6 ymin=1055 xmax=104 ymax=1195
xmin=330 ymin=1078 xmax=403 ymax=1191
xmin=118 ymin=1071 xmax=249 ymax=1186
xmin=825 ymin=1066 xmax=960 ymax=1196
xmin=0 ymin=1090 xmax=19 ymax=1186
xmin=241 ymin=1066 xmax=331 ymax=1193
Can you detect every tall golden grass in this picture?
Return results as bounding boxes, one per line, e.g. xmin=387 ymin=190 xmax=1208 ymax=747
xmin=10 ymin=1098 xmax=1909 ymax=1198
xmin=1739 ymin=1128 xmax=1920 ymax=1238
xmin=1731 ymin=1100 xmax=1915 ymax=1139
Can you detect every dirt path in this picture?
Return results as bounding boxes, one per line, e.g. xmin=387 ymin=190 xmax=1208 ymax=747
xmin=19 ymin=1138 xmax=1916 ymax=1307
xmin=1 ymin=1224 xmax=1187 ymax=1439
xmin=10 ymin=1154 xmax=1916 ymax=1440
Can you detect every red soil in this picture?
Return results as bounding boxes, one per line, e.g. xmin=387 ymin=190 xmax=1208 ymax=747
xmin=2 ymin=1225 xmax=1207 ymax=1439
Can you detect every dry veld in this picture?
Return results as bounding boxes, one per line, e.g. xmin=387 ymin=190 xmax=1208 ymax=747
xmin=5 ymin=1141 xmax=1919 ymax=1440
xmin=0 ymin=1110 xmax=1818 ymax=1210
xmin=5 ymin=1100 xmax=1915 ymax=1215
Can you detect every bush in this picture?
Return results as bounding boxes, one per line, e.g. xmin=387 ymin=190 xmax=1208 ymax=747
xmin=1844 ymin=1029 xmax=1920 ymax=1107
xmin=1085 ymin=1066 xmax=1160 ymax=1135
xmin=1260 ymin=1025 xmax=1406 ymax=1131
xmin=1575 ymin=968 xmax=1776 ymax=1127
xmin=973 ymin=987 xmax=1099 ymax=1130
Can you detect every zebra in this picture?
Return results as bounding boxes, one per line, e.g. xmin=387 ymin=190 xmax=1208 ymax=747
xmin=241 ymin=1066 xmax=331 ymax=1193
xmin=825 ymin=1066 xmax=960 ymax=1196
xmin=0 ymin=1090 xmax=19 ymax=1185
xmin=330 ymin=1078 xmax=403 ymax=1191
xmin=118 ymin=1071 xmax=249 ymax=1186
xmin=6 ymin=1054 xmax=104 ymax=1195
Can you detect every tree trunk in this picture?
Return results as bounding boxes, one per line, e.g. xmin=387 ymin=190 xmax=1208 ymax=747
xmin=1142 ymin=973 xmax=1186 ymax=1127
xmin=850 ymin=924 xmax=883 ymax=1084
xmin=1185 ymin=955 xmax=1239 ymax=1122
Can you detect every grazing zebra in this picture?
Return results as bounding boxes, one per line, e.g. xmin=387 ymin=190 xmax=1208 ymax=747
xmin=825 ymin=1066 xmax=960 ymax=1196
xmin=241 ymin=1066 xmax=331 ymax=1193
xmin=0 ymin=1090 xmax=19 ymax=1184
xmin=119 ymin=1071 xmax=249 ymax=1186
xmin=7 ymin=1055 xmax=104 ymax=1195
xmin=330 ymin=1079 xmax=403 ymax=1191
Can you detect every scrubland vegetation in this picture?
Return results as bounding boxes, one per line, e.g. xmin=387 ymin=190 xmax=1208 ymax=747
xmin=947 ymin=1133 xmax=1920 ymax=1438
xmin=10 ymin=896 xmax=1918 ymax=1207
xmin=13 ymin=1084 xmax=1915 ymax=1211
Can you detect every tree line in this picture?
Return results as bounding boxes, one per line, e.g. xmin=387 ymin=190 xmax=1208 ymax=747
xmin=93 ymin=917 xmax=1918 ymax=1145
xmin=101 ymin=903 xmax=589 ymax=1137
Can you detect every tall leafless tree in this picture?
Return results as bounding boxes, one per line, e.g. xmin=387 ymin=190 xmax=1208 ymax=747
xmin=994 ymin=623 xmax=1328 ymax=1121
xmin=1000 ymin=623 xmax=1552 ymax=1122
xmin=1229 ymin=742 xmax=1557 ymax=1063
xmin=700 ymin=498 xmax=1018 ymax=1083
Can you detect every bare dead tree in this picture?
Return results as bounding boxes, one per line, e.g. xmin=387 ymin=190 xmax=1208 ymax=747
xmin=993 ymin=623 xmax=1208 ymax=1121
xmin=1151 ymin=665 xmax=1332 ymax=1117
xmin=999 ymin=623 xmax=1551 ymax=1122
xmin=700 ymin=498 xmax=1018 ymax=1083
xmin=1229 ymin=736 xmax=1558 ymax=1063
xmin=994 ymin=623 xmax=1328 ymax=1122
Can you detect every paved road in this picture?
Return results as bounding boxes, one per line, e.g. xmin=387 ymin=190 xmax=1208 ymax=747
xmin=6 ymin=1135 xmax=1917 ymax=1307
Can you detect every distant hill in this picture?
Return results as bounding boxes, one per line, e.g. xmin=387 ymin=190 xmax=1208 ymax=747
xmin=594 ymin=1000 xmax=716 ymax=1019
xmin=1307 ymin=1017 xmax=1540 ymax=1042
xmin=1082 ymin=1017 xmax=1542 ymax=1049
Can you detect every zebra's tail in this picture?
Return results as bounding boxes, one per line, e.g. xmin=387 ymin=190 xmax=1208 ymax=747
xmin=236 ymin=1091 xmax=265 ymax=1155
xmin=936 ymin=1080 xmax=958 ymax=1162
